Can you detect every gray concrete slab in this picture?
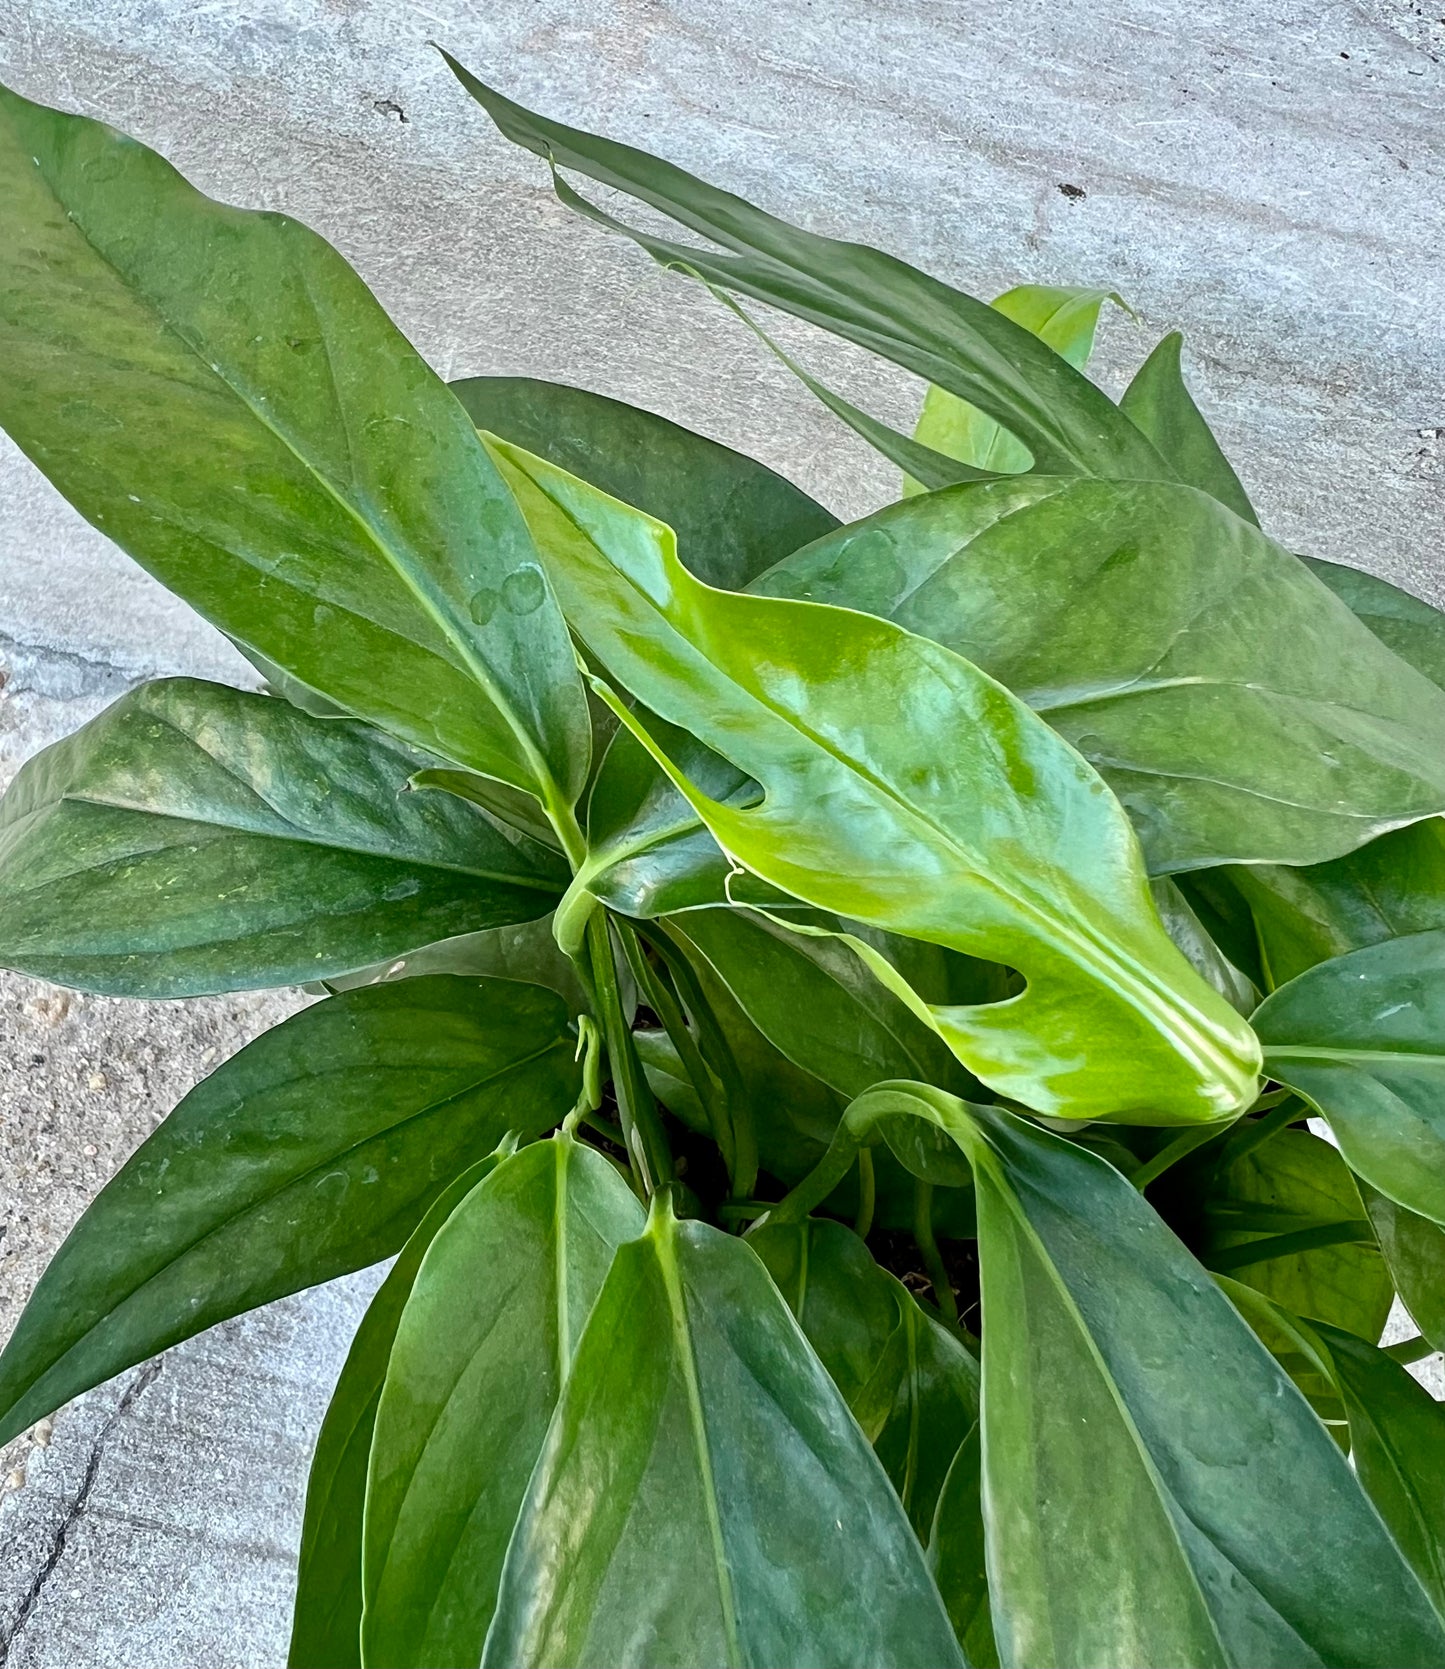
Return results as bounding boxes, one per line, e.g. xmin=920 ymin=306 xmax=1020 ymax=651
xmin=0 ymin=0 xmax=1442 ymax=1664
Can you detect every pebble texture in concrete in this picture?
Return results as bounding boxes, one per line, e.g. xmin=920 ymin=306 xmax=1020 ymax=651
xmin=0 ymin=0 xmax=1442 ymax=1664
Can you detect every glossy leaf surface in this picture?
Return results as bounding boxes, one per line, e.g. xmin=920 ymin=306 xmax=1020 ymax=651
xmin=363 ymin=1137 xmax=644 ymax=1669
xmin=0 ymin=679 xmax=564 ymax=996
xmin=0 ymin=83 xmax=588 ymax=804
xmin=0 ymin=977 xmax=578 ymax=1448
xmin=1255 ymin=929 xmax=1445 ymax=1226
xmin=483 ymin=1202 xmax=964 ymax=1669
xmin=928 ymin=1428 xmax=998 ymax=1669
xmin=492 ymin=438 xmax=1259 ymax=1124
xmin=451 ymin=375 xmax=836 ymax=589
xmin=757 ymin=475 xmax=1445 ymax=872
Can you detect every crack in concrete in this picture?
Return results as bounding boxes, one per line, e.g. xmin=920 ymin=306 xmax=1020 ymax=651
xmin=0 ymin=630 xmax=140 ymax=692
xmin=0 ymin=1359 xmax=165 ymax=1667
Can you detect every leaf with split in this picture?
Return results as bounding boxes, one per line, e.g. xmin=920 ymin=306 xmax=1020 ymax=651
xmin=489 ymin=436 xmax=1260 ymax=1125
xmin=756 ymin=475 xmax=1445 ymax=872
xmin=482 ymin=1198 xmax=964 ymax=1669
xmin=0 ymin=83 xmax=589 ymax=810
xmin=1254 ymin=929 xmax=1445 ymax=1227
xmin=362 ymin=1135 xmax=645 ymax=1669
xmin=0 ymin=679 xmax=565 ymax=998
xmin=0 ymin=977 xmax=579 ymax=1449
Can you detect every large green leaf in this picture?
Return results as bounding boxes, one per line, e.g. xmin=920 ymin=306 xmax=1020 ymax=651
xmin=928 ymin=1428 xmax=998 ymax=1669
xmin=0 ymin=83 xmax=588 ymax=809
xmin=0 ymin=976 xmax=578 ymax=1448
xmin=858 ymin=1086 xmax=1445 ymax=1669
xmin=289 ymin=1155 xmax=504 ymax=1669
xmin=1254 ymin=929 xmax=1445 ymax=1227
xmin=1306 ymin=558 xmax=1445 ymax=691
xmin=750 ymin=1216 xmax=978 ymax=1537
xmin=362 ymin=1136 xmax=644 ymax=1669
xmin=449 ymin=60 xmax=1172 ymax=484
xmin=482 ymin=1198 xmax=964 ymax=1669
xmin=1362 ymin=1184 xmax=1445 ymax=1352
xmin=1119 ymin=331 xmax=1257 ymax=523
xmin=490 ymin=437 xmax=1260 ymax=1125
xmin=450 ymin=375 xmax=837 ymax=589
xmin=0 ymin=679 xmax=564 ymax=997
xmin=755 ymin=475 xmax=1445 ymax=872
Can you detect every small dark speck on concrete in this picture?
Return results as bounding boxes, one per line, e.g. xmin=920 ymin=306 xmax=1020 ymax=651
xmin=372 ymin=97 xmax=408 ymax=122
xmin=1058 ymin=181 xmax=1087 ymax=199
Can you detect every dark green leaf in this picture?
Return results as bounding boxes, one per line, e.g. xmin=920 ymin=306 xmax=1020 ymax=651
xmin=1305 ymin=558 xmax=1445 ymax=691
xmin=0 ymin=679 xmax=564 ymax=997
xmin=450 ymin=375 xmax=837 ymax=589
xmin=0 ymin=83 xmax=588 ymax=807
xmin=1119 ymin=331 xmax=1257 ymax=523
xmin=491 ymin=437 xmax=1261 ymax=1125
xmin=449 ymin=59 xmax=1172 ymax=483
xmin=288 ymin=1155 xmax=504 ymax=1669
xmin=0 ymin=976 xmax=578 ymax=1448
xmin=482 ymin=1199 xmax=964 ymax=1669
xmin=1254 ymin=929 xmax=1445 ymax=1227
xmin=1151 ymin=877 xmax=1259 ymax=1014
xmin=1362 ymin=1184 xmax=1445 ymax=1352
xmin=928 ymin=1427 xmax=999 ymax=1669
xmin=362 ymin=1135 xmax=644 ymax=1669
xmin=756 ymin=475 xmax=1445 ymax=872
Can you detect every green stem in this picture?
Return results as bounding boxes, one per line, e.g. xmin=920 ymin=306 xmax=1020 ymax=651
xmin=1133 ymin=1123 xmax=1225 ymax=1191
xmin=1207 ymin=1219 xmax=1374 ymax=1274
xmin=914 ymin=1181 xmax=957 ymax=1325
xmin=1384 ymin=1335 xmax=1436 ymax=1366
xmin=585 ymin=911 xmax=673 ymax=1195
xmin=1216 ymin=1097 xmax=1307 ymax=1171
xmin=853 ymin=1149 xmax=876 ymax=1240
xmin=753 ymin=1121 xmax=863 ymax=1230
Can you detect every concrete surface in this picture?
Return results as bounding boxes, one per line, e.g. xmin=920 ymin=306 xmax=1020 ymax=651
xmin=0 ymin=0 xmax=1441 ymax=1663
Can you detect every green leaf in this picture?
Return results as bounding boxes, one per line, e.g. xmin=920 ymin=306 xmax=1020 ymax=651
xmin=859 ymin=1085 xmax=1445 ymax=1669
xmin=289 ymin=1154 xmax=505 ymax=1669
xmin=0 ymin=83 xmax=588 ymax=809
xmin=0 ymin=976 xmax=579 ymax=1448
xmin=450 ymin=375 xmax=837 ymax=589
xmin=1201 ymin=1127 xmax=1392 ymax=1339
xmin=928 ymin=1427 xmax=999 ymax=1669
xmin=750 ymin=1216 xmax=978 ymax=1537
xmin=449 ymin=59 xmax=1172 ymax=484
xmin=756 ymin=475 xmax=1445 ymax=872
xmin=1306 ymin=558 xmax=1445 ymax=691
xmin=1362 ymin=1184 xmax=1445 ymax=1352
xmin=0 ymin=679 xmax=564 ymax=997
xmin=908 ymin=285 xmax=1116 ymax=487
xmin=362 ymin=1135 xmax=644 ymax=1669
xmin=1120 ymin=331 xmax=1258 ymax=523
xmin=490 ymin=437 xmax=1260 ymax=1125
xmin=1255 ymin=929 xmax=1445 ymax=1227
xmin=482 ymin=1199 xmax=965 ymax=1669
xmin=1150 ymin=877 xmax=1260 ymax=1015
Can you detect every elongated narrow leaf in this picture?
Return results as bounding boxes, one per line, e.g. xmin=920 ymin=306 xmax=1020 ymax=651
xmin=0 ymin=679 xmax=564 ymax=996
xmin=1120 ymin=331 xmax=1258 ymax=522
xmin=450 ymin=376 xmax=837 ymax=589
xmin=490 ymin=438 xmax=1258 ymax=1124
xmin=0 ymin=83 xmax=588 ymax=804
xmin=0 ymin=977 xmax=578 ymax=1448
xmin=1255 ymin=929 xmax=1445 ymax=1227
xmin=756 ymin=475 xmax=1445 ymax=872
xmin=909 ymin=286 xmax=1115 ymax=487
xmin=1306 ymin=558 xmax=1445 ymax=691
xmin=483 ymin=1200 xmax=964 ymax=1669
xmin=363 ymin=1136 xmax=644 ymax=1669
xmin=750 ymin=1217 xmax=978 ymax=1536
xmin=289 ymin=1155 xmax=504 ymax=1669
xmin=1362 ymin=1184 xmax=1445 ymax=1352
xmin=449 ymin=59 xmax=1171 ymax=483
xmin=928 ymin=1428 xmax=999 ymax=1669
xmin=880 ymin=1087 xmax=1445 ymax=1669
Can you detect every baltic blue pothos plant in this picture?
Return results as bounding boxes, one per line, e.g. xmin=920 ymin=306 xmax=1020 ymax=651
xmin=2 ymin=52 xmax=1445 ymax=1669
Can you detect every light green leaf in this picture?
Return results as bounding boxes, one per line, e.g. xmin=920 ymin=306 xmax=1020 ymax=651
xmin=0 ymin=83 xmax=588 ymax=808
xmin=1362 ymin=1183 xmax=1445 ymax=1352
xmin=0 ymin=977 xmax=579 ymax=1449
xmin=1255 ymin=929 xmax=1445 ymax=1227
xmin=482 ymin=1199 xmax=965 ymax=1669
xmin=756 ymin=475 xmax=1445 ymax=872
xmin=0 ymin=679 xmax=564 ymax=997
xmin=289 ymin=1155 xmax=505 ymax=1669
xmin=1306 ymin=558 xmax=1445 ymax=691
xmin=362 ymin=1136 xmax=644 ymax=1669
xmin=1120 ymin=331 xmax=1258 ymax=523
xmin=490 ymin=436 xmax=1260 ymax=1125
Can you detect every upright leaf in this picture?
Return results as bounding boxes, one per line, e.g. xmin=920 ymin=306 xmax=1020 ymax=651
xmin=362 ymin=1137 xmax=644 ymax=1669
xmin=483 ymin=1200 xmax=964 ymax=1669
xmin=490 ymin=437 xmax=1260 ymax=1125
xmin=1254 ymin=929 xmax=1445 ymax=1227
xmin=0 ymin=977 xmax=579 ymax=1447
xmin=0 ymin=679 xmax=565 ymax=996
xmin=928 ymin=1428 xmax=999 ymax=1669
xmin=0 ymin=83 xmax=588 ymax=807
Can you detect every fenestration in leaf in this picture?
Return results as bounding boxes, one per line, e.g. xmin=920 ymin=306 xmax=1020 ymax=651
xmin=488 ymin=435 xmax=1261 ymax=1126
xmin=0 ymin=679 xmax=566 ymax=996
